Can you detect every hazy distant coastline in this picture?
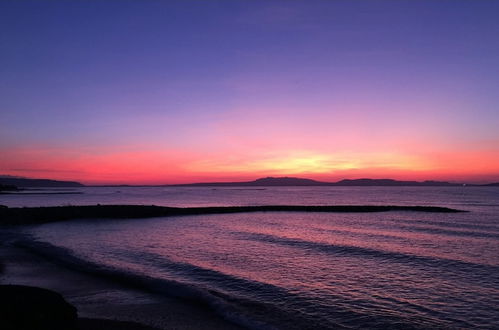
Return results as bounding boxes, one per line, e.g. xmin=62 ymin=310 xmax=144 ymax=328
xmin=170 ymin=177 xmax=467 ymax=187
xmin=2 ymin=176 xmax=498 ymax=189
xmin=0 ymin=177 xmax=83 ymax=188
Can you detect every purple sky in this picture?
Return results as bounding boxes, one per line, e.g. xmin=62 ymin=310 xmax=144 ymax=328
xmin=1 ymin=0 xmax=498 ymax=184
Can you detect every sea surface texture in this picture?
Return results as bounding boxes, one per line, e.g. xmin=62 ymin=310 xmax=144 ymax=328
xmin=3 ymin=187 xmax=499 ymax=329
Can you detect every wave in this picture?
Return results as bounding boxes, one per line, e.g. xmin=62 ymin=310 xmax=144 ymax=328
xmin=393 ymin=218 xmax=499 ymax=234
xmin=238 ymin=232 xmax=499 ymax=281
xmin=8 ymin=235 xmax=453 ymax=329
xmin=116 ymin=248 xmax=293 ymax=296
xmin=7 ymin=237 xmax=351 ymax=329
xmin=396 ymin=224 xmax=499 ymax=240
xmin=11 ymin=236 xmax=276 ymax=330
xmin=114 ymin=249 xmax=468 ymax=329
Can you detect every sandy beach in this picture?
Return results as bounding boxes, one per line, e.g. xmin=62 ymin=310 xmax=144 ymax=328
xmin=0 ymin=242 xmax=243 ymax=330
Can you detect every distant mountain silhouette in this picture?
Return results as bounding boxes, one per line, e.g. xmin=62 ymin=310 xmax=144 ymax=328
xmin=172 ymin=177 xmax=326 ymax=187
xmin=171 ymin=176 xmax=463 ymax=187
xmin=0 ymin=177 xmax=84 ymax=188
xmin=249 ymin=177 xmax=328 ymax=186
xmin=2 ymin=175 xmax=497 ymax=188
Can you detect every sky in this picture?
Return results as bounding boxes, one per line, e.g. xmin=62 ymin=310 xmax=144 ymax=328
xmin=1 ymin=0 xmax=499 ymax=184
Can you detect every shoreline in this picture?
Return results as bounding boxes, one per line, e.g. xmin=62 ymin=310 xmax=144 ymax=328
xmin=0 ymin=204 xmax=466 ymax=225
xmin=0 ymin=243 xmax=243 ymax=330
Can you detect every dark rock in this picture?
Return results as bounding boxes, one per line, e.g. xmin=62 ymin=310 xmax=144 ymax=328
xmin=78 ymin=318 xmax=160 ymax=330
xmin=0 ymin=184 xmax=18 ymax=192
xmin=0 ymin=285 xmax=78 ymax=330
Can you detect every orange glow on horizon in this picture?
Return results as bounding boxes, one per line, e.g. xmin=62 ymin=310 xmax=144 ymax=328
xmin=1 ymin=145 xmax=498 ymax=185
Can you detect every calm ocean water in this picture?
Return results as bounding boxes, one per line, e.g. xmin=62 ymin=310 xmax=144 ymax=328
xmin=2 ymin=187 xmax=499 ymax=329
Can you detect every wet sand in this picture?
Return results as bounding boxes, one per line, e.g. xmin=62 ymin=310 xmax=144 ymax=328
xmin=0 ymin=243 xmax=243 ymax=330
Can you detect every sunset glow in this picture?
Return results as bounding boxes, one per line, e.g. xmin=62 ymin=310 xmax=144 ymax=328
xmin=1 ymin=1 xmax=498 ymax=184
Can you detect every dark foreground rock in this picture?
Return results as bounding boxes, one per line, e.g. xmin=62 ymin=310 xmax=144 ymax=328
xmin=78 ymin=318 xmax=160 ymax=330
xmin=0 ymin=285 xmax=160 ymax=330
xmin=0 ymin=285 xmax=78 ymax=330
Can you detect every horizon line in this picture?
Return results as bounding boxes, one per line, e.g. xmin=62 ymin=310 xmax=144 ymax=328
xmin=3 ymin=175 xmax=497 ymax=187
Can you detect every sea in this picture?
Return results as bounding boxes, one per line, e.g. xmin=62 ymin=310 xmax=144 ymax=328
xmin=1 ymin=186 xmax=499 ymax=329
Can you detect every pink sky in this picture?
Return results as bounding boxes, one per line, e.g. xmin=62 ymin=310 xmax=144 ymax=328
xmin=1 ymin=1 xmax=499 ymax=184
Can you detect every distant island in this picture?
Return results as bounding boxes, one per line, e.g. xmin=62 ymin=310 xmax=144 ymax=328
xmin=0 ymin=177 xmax=83 ymax=188
xmin=482 ymin=182 xmax=499 ymax=186
xmin=171 ymin=176 xmax=464 ymax=187
xmin=2 ymin=175 xmax=499 ymax=189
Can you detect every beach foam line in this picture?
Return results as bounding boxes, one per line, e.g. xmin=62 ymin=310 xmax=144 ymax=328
xmin=0 ymin=204 xmax=466 ymax=225
xmin=12 ymin=238 xmax=281 ymax=330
